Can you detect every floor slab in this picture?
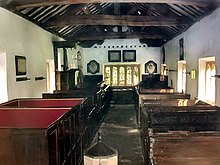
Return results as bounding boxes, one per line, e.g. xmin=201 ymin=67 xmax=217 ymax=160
xmin=92 ymin=104 xmax=145 ymax=165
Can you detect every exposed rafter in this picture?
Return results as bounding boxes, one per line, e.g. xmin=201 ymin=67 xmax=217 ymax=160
xmin=12 ymin=10 xmax=68 ymax=40
xmin=1 ymin=0 xmax=215 ymax=10
xmin=81 ymin=5 xmax=103 ymax=33
xmin=45 ymin=15 xmax=192 ymax=27
xmin=0 ymin=0 xmax=216 ymax=47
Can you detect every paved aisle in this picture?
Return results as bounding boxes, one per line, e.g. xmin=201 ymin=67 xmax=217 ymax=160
xmin=97 ymin=104 xmax=145 ymax=165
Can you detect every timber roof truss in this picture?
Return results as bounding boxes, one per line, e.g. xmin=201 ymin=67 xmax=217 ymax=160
xmin=0 ymin=0 xmax=219 ymax=47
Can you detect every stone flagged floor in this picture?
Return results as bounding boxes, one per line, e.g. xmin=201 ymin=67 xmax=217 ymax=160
xmin=93 ymin=104 xmax=145 ymax=165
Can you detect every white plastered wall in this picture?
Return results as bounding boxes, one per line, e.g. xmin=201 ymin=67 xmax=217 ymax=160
xmin=0 ymin=7 xmax=60 ymax=100
xmin=164 ymin=8 xmax=220 ymax=106
xmin=81 ymin=39 xmax=161 ymax=77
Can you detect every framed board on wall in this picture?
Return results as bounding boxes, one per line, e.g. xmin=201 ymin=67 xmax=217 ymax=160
xmin=108 ymin=50 xmax=121 ymax=62
xmin=87 ymin=60 xmax=100 ymax=74
xmin=15 ymin=55 xmax=26 ymax=76
xmin=145 ymin=60 xmax=157 ymax=74
xmin=179 ymin=38 xmax=184 ymax=60
xmin=122 ymin=50 xmax=136 ymax=62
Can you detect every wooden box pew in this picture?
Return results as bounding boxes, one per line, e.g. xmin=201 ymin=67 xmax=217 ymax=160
xmin=137 ymin=88 xmax=191 ymax=101
xmin=0 ymin=97 xmax=93 ymax=131
xmin=0 ymin=98 xmax=84 ymax=108
xmin=148 ymin=130 xmax=220 ymax=165
xmin=144 ymin=108 xmax=220 ymax=132
xmin=42 ymin=84 xmax=111 ymax=118
xmin=42 ymin=85 xmax=111 ymax=150
xmin=0 ymin=98 xmax=87 ymax=149
xmin=0 ymin=98 xmax=88 ymax=165
xmin=135 ymin=90 xmax=191 ymax=127
xmin=95 ymin=85 xmax=111 ymax=123
xmin=0 ymin=97 xmax=96 ymax=149
xmin=135 ymin=73 xmax=190 ymax=127
xmin=0 ymin=108 xmax=84 ymax=165
xmin=140 ymin=99 xmax=218 ymax=144
xmin=140 ymin=101 xmax=220 ymax=165
xmin=47 ymin=80 xmax=111 ymax=110
xmin=70 ymin=85 xmax=111 ymax=149
xmin=42 ymin=93 xmax=98 ymax=149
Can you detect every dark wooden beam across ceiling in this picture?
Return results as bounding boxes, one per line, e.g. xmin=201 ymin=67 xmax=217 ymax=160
xmin=2 ymin=0 xmax=214 ymax=10
xmin=45 ymin=15 xmax=192 ymax=27
xmin=0 ymin=0 xmax=216 ymax=47
xmin=71 ymin=32 xmax=165 ymax=40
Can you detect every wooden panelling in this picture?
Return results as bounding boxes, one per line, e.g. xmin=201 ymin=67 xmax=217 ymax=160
xmin=0 ymin=86 xmax=111 ymax=165
xmin=149 ymin=132 xmax=220 ymax=165
xmin=139 ymin=98 xmax=220 ymax=165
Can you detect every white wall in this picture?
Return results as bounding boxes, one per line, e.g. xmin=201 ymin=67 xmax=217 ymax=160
xmin=0 ymin=7 xmax=59 ymax=100
xmin=81 ymin=39 xmax=161 ymax=77
xmin=164 ymin=8 xmax=220 ymax=106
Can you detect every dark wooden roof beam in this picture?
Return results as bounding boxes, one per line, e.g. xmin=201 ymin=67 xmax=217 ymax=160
xmin=93 ymin=4 xmax=114 ymax=33
xmin=127 ymin=3 xmax=139 ymax=15
xmin=45 ymin=15 xmax=192 ymax=27
xmin=114 ymin=3 xmax=120 ymax=15
xmin=94 ymin=4 xmax=108 ymax=14
xmin=70 ymin=32 xmax=165 ymax=41
xmin=2 ymin=0 xmax=214 ymax=10
xmin=82 ymin=5 xmax=103 ymax=33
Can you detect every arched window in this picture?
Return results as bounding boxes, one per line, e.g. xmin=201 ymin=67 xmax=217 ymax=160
xmin=104 ymin=67 xmax=111 ymax=85
xmin=112 ymin=67 xmax=118 ymax=85
xmin=182 ymin=64 xmax=186 ymax=93
xmin=126 ymin=67 xmax=132 ymax=85
xmin=205 ymin=62 xmax=216 ymax=103
xmin=177 ymin=61 xmax=186 ymax=93
xmin=133 ymin=66 xmax=139 ymax=85
xmin=119 ymin=67 xmax=125 ymax=85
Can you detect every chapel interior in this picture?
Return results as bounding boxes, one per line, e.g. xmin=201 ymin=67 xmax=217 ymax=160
xmin=0 ymin=1 xmax=220 ymax=165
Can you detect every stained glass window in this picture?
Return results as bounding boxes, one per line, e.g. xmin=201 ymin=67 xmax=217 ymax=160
xmin=112 ymin=67 xmax=118 ymax=85
xmin=105 ymin=67 xmax=111 ymax=85
xmin=119 ymin=67 xmax=125 ymax=85
xmin=104 ymin=64 xmax=140 ymax=86
xmin=126 ymin=67 xmax=132 ymax=85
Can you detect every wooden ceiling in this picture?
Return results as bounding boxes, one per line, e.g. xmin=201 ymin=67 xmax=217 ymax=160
xmin=0 ymin=0 xmax=219 ymax=47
